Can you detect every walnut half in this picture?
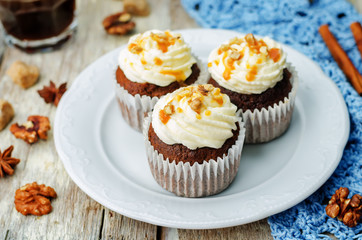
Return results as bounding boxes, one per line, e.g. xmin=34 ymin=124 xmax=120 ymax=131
xmin=326 ymin=187 xmax=362 ymax=227
xmin=14 ymin=182 xmax=57 ymax=216
xmin=102 ymin=12 xmax=136 ymax=35
xmin=10 ymin=115 xmax=51 ymax=144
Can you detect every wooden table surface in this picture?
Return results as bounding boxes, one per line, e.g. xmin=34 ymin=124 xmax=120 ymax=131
xmin=2 ymin=0 xmax=358 ymax=239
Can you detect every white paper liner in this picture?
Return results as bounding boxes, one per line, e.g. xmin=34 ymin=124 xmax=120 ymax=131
xmin=114 ymin=56 xmax=209 ymax=132
xmin=143 ymin=113 xmax=245 ymax=198
xmin=241 ymin=63 xmax=298 ymax=144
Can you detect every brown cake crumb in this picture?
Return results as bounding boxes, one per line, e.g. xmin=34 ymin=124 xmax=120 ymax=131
xmin=208 ymin=68 xmax=292 ymax=111
xmin=148 ymin=122 xmax=240 ymax=166
xmin=116 ymin=64 xmax=200 ymax=98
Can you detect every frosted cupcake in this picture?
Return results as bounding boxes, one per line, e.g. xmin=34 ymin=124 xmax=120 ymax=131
xmin=208 ymin=34 xmax=298 ymax=143
xmin=143 ymin=84 xmax=245 ymax=197
xmin=115 ymin=29 xmax=206 ymax=132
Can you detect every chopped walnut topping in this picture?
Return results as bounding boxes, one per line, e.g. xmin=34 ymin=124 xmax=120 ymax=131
xmin=326 ymin=187 xmax=362 ymax=227
xmin=159 ymin=103 xmax=174 ymax=125
xmin=163 ymin=104 xmax=175 ymax=115
xmin=204 ymin=84 xmax=214 ymax=92
xmin=230 ymin=51 xmax=241 ymax=60
xmin=14 ymin=182 xmax=57 ymax=216
xmin=229 ymin=37 xmax=243 ymax=45
xmin=245 ymin=33 xmax=256 ymax=45
xmin=190 ymin=97 xmax=202 ymax=113
xmin=351 ymin=194 xmax=362 ymax=208
xmin=130 ymin=45 xmax=143 ymax=54
xmin=10 ymin=115 xmax=51 ymax=144
xmin=260 ymin=46 xmax=267 ymax=54
xmin=149 ymin=31 xmax=180 ymax=53
xmin=153 ymin=33 xmax=167 ymax=43
xmin=213 ymin=87 xmax=221 ymax=95
xmin=198 ymin=85 xmax=209 ymax=96
xmin=219 ymin=44 xmax=229 ymax=52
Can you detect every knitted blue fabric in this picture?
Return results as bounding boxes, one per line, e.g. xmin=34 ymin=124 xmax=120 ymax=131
xmin=181 ymin=0 xmax=362 ymax=239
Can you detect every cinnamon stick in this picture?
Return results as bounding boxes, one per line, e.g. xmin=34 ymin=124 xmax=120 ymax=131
xmin=350 ymin=22 xmax=362 ymax=59
xmin=319 ymin=24 xmax=362 ymax=95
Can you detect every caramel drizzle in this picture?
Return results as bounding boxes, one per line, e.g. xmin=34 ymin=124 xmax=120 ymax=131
xmin=217 ymin=34 xmax=282 ymax=82
xmin=246 ymin=65 xmax=258 ymax=82
xmin=140 ymin=57 xmax=147 ymax=65
xmin=150 ymin=31 xmax=178 ymax=53
xmin=159 ymin=70 xmax=186 ymax=81
xmin=248 ymin=39 xmax=268 ymax=54
xmin=158 ymin=85 xmax=224 ymax=124
xmin=269 ymin=48 xmax=281 ymax=62
xmin=128 ymin=43 xmax=143 ymax=56
xmin=154 ymin=57 xmax=163 ymax=65
xmin=128 ymin=31 xmax=181 ymax=67
xmin=159 ymin=110 xmax=170 ymax=124
xmin=222 ymin=54 xmax=234 ymax=80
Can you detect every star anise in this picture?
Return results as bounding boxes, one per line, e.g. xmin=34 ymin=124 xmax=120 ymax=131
xmin=0 ymin=145 xmax=20 ymax=178
xmin=37 ymin=81 xmax=67 ymax=106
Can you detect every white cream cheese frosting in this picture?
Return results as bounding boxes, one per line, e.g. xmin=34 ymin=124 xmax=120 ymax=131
xmin=118 ymin=29 xmax=197 ymax=87
xmin=152 ymin=84 xmax=238 ymax=150
xmin=208 ymin=34 xmax=287 ymax=94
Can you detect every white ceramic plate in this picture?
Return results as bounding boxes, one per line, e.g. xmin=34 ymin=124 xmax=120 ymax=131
xmin=54 ymin=29 xmax=349 ymax=229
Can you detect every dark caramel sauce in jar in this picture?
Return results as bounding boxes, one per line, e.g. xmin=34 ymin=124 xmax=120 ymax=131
xmin=0 ymin=0 xmax=75 ymax=41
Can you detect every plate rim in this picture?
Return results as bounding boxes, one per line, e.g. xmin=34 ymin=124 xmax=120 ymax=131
xmin=54 ymin=28 xmax=350 ymax=229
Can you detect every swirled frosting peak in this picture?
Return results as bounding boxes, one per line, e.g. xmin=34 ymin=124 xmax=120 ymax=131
xmin=208 ymin=33 xmax=287 ymax=94
xmin=152 ymin=84 xmax=238 ymax=150
xmin=119 ymin=30 xmax=196 ymax=87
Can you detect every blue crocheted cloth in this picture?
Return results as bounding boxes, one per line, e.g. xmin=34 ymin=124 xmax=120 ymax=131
xmin=181 ymin=0 xmax=362 ymax=239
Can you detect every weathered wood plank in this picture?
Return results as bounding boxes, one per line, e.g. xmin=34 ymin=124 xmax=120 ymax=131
xmin=101 ymin=209 xmax=158 ymax=240
xmin=177 ymin=220 xmax=273 ymax=240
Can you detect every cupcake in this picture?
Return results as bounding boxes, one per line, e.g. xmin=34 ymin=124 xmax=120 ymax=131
xmin=207 ymin=34 xmax=298 ymax=143
xmin=143 ymin=84 xmax=245 ymax=197
xmin=115 ymin=29 xmax=206 ymax=132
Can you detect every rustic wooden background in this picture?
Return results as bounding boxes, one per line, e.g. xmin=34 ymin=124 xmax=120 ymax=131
xmin=0 ymin=0 xmax=359 ymax=239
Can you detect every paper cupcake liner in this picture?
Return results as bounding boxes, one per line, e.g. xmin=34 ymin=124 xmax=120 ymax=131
xmin=114 ymin=56 xmax=209 ymax=132
xmin=241 ymin=63 xmax=298 ymax=144
xmin=143 ymin=113 xmax=245 ymax=198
